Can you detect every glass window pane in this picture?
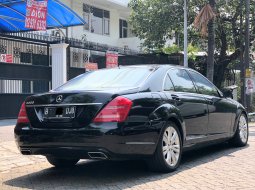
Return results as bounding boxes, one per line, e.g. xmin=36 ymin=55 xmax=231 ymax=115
xmin=92 ymin=15 xmax=103 ymax=34
xmin=119 ymin=19 xmax=128 ymax=38
xmin=83 ymin=4 xmax=90 ymax=13
xmin=164 ymin=75 xmax=175 ymax=91
xmin=123 ymin=28 xmax=127 ymax=38
xmin=104 ymin=19 xmax=110 ymax=35
xmin=55 ymin=68 xmax=153 ymax=91
xmin=104 ymin=10 xmax=110 ymax=18
xmin=168 ymin=69 xmax=196 ymax=93
xmin=119 ymin=20 xmax=122 ymax=38
xmin=189 ymin=71 xmax=219 ymax=97
xmin=92 ymin=7 xmax=103 ymax=18
xmin=84 ymin=4 xmax=110 ymax=35
xmin=123 ymin=20 xmax=128 ymax=27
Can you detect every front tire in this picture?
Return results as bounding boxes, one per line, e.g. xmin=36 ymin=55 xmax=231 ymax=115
xmin=147 ymin=122 xmax=182 ymax=172
xmin=230 ymin=114 xmax=249 ymax=147
xmin=46 ymin=156 xmax=79 ymax=168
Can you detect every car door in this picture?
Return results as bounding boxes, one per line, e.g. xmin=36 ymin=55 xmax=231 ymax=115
xmin=188 ymin=70 xmax=232 ymax=136
xmin=164 ymin=69 xmax=209 ymax=139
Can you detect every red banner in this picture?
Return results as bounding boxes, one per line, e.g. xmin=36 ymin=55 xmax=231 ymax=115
xmin=85 ymin=63 xmax=98 ymax=71
xmin=106 ymin=52 xmax=118 ymax=68
xmin=25 ymin=0 xmax=48 ymax=31
xmin=0 ymin=54 xmax=13 ymax=63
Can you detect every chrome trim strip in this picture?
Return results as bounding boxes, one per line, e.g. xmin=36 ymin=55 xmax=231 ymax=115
xmin=26 ymin=103 xmax=102 ymax=107
xmin=125 ymin=142 xmax=155 ymax=145
xmin=88 ymin=152 xmax=108 ymax=160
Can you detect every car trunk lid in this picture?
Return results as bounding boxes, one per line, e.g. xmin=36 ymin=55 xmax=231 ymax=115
xmin=25 ymin=88 xmax=139 ymax=128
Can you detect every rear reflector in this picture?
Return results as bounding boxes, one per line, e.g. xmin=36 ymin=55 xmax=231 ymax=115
xmin=17 ymin=102 xmax=30 ymax=124
xmin=93 ymin=96 xmax=132 ymax=122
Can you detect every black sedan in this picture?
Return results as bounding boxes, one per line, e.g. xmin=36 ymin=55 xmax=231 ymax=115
xmin=15 ymin=65 xmax=249 ymax=172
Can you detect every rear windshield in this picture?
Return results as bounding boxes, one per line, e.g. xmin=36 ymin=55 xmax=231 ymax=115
xmin=55 ymin=67 xmax=153 ymax=91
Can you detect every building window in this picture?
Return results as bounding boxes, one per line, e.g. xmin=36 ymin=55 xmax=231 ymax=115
xmin=83 ymin=4 xmax=110 ymax=35
xmin=119 ymin=19 xmax=128 ymax=38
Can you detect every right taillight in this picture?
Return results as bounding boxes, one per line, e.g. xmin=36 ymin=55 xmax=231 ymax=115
xmin=93 ymin=96 xmax=133 ymax=123
xmin=17 ymin=102 xmax=30 ymax=124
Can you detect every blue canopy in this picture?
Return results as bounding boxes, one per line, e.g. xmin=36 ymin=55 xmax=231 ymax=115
xmin=0 ymin=0 xmax=86 ymax=33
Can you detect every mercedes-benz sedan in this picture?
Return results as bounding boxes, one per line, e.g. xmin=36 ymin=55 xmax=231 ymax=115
xmin=15 ymin=65 xmax=249 ymax=172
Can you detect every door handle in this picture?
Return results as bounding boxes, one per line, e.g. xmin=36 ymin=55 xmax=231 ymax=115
xmin=206 ymin=99 xmax=213 ymax=105
xmin=171 ymin=94 xmax=181 ymax=101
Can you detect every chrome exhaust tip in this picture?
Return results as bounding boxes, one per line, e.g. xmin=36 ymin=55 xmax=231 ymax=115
xmin=88 ymin=152 xmax=108 ymax=159
xmin=20 ymin=148 xmax=31 ymax=155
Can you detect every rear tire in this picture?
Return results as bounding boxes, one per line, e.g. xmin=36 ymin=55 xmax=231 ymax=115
xmin=46 ymin=156 xmax=79 ymax=168
xmin=230 ymin=113 xmax=249 ymax=147
xmin=147 ymin=122 xmax=182 ymax=172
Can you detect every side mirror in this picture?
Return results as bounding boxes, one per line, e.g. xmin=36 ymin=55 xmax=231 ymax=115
xmin=222 ymin=88 xmax=233 ymax=99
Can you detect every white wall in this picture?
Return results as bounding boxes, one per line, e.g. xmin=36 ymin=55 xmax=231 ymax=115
xmin=60 ymin=0 xmax=142 ymax=51
xmin=118 ymin=37 xmax=142 ymax=51
xmin=108 ymin=0 xmax=129 ymax=6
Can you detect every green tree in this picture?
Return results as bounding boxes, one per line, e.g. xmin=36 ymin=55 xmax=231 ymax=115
xmin=163 ymin=43 xmax=199 ymax=61
xmin=129 ymin=0 xmax=255 ymax=88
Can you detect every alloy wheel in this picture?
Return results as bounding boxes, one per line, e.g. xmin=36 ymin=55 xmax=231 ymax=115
xmin=162 ymin=126 xmax=181 ymax=167
xmin=239 ymin=115 xmax=248 ymax=143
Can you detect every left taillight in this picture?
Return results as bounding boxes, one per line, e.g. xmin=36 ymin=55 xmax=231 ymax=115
xmin=93 ymin=96 xmax=133 ymax=123
xmin=17 ymin=102 xmax=30 ymax=124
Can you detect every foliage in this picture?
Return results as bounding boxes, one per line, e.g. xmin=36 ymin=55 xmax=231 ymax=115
xmin=129 ymin=0 xmax=184 ymax=49
xmin=163 ymin=44 xmax=181 ymax=54
xmin=129 ymin=0 xmax=255 ymax=88
xmin=188 ymin=44 xmax=200 ymax=61
xmin=163 ymin=44 xmax=199 ymax=61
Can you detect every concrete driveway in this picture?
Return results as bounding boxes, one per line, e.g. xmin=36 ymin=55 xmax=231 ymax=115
xmin=0 ymin=120 xmax=254 ymax=190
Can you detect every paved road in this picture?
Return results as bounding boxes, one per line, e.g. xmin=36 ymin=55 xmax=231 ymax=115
xmin=1 ymin=121 xmax=255 ymax=190
xmin=0 ymin=120 xmax=16 ymax=143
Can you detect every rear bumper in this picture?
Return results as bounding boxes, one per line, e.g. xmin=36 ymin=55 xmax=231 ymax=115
xmin=14 ymin=123 xmax=161 ymax=160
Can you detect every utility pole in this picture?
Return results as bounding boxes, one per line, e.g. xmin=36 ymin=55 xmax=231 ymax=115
xmin=240 ymin=2 xmax=245 ymax=107
xmin=183 ymin=0 xmax=188 ymax=67
xmin=207 ymin=0 xmax=216 ymax=82
xmin=244 ymin=0 xmax=250 ymax=111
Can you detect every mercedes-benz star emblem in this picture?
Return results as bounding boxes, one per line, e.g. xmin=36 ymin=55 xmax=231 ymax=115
xmin=56 ymin=95 xmax=63 ymax=103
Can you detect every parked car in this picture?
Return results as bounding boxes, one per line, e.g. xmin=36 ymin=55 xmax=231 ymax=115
xmin=15 ymin=65 xmax=249 ymax=172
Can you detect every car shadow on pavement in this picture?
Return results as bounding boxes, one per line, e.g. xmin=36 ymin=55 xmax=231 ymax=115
xmin=4 ymin=143 xmax=249 ymax=189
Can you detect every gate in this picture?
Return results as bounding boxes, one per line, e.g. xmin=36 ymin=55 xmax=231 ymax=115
xmin=0 ymin=34 xmax=51 ymax=119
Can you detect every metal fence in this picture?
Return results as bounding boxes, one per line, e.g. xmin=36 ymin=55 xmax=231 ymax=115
xmin=0 ymin=33 xmax=51 ymax=118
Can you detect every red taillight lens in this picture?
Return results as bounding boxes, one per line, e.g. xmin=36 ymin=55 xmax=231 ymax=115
xmin=17 ymin=102 xmax=30 ymax=124
xmin=93 ymin=96 xmax=133 ymax=123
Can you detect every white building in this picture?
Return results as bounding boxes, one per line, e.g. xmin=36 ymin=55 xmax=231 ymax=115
xmin=0 ymin=0 xmax=144 ymax=96
xmin=58 ymin=0 xmax=142 ymax=52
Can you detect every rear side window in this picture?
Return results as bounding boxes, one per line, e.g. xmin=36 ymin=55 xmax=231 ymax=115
xmin=55 ymin=67 xmax=153 ymax=91
xmin=189 ymin=71 xmax=219 ymax=97
xmin=164 ymin=75 xmax=175 ymax=91
xmin=168 ymin=69 xmax=196 ymax=93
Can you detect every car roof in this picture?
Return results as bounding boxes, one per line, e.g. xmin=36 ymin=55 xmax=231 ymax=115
xmin=119 ymin=64 xmax=187 ymax=70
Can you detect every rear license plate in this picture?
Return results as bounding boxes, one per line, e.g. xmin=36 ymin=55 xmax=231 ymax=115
xmin=44 ymin=106 xmax=76 ymax=119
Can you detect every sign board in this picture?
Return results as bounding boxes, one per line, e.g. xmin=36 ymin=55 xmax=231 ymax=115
xmin=245 ymin=69 xmax=252 ymax=78
xmin=85 ymin=63 xmax=98 ymax=71
xmin=246 ymin=78 xmax=254 ymax=94
xmin=25 ymin=0 xmax=48 ymax=31
xmin=106 ymin=52 xmax=118 ymax=68
xmin=0 ymin=54 xmax=13 ymax=63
